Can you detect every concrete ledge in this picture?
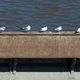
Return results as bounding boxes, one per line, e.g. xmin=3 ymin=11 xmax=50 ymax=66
xmin=0 ymin=32 xmax=80 ymax=58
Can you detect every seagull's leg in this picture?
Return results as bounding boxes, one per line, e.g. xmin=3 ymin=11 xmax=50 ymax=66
xmin=70 ymin=58 xmax=76 ymax=78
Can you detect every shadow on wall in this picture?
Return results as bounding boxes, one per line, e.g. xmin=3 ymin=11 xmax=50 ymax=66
xmin=0 ymin=58 xmax=80 ymax=72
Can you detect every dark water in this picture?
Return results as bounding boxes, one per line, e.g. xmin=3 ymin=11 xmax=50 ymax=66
xmin=0 ymin=0 xmax=80 ymax=31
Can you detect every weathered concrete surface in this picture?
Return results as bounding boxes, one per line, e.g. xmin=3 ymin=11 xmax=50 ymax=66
xmin=0 ymin=72 xmax=10 ymax=80
xmin=0 ymin=72 xmax=79 ymax=80
xmin=14 ymin=72 xmax=70 ymax=80
xmin=0 ymin=72 xmax=75 ymax=80
xmin=0 ymin=32 xmax=80 ymax=58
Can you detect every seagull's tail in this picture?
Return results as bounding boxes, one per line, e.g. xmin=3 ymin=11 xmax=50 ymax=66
xmin=75 ymin=31 xmax=78 ymax=33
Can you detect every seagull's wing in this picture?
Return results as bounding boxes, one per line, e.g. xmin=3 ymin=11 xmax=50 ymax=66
xmin=54 ymin=26 xmax=62 ymax=31
xmin=77 ymin=28 xmax=80 ymax=32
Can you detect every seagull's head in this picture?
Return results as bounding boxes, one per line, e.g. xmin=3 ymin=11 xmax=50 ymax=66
xmin=58 ymin=26 xmax=62 ymax=30
xmin=2 ymin=27 xmax=6 ymax=29
xmin=26 ymin=25 xmax=31 ymax=30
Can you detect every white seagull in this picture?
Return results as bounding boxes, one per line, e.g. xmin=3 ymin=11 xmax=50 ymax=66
xmin=26 ymin=25 xmax=31 ymax=31
xmin=41 ymin=26 xmax=48 ymax=32
xmin=0 ymin=26 xmax=6 ymax=32
xmin=21 ymin=25 xmax=31 ymax=31
xmin=54 ymin=26 xmax=62 ymax=32
xmin=75 ymin=28 xmax=80 ymax=33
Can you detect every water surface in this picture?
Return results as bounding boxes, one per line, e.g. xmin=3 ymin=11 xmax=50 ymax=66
xmin=0 ymin=0 xmax=80 ymax=31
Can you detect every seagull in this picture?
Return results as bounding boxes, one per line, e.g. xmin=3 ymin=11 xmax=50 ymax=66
xmin=54 ymin=26 xmax=62 ymax=32
xmin=0 ymin=26 xmax=6 ymax=32
xmin=75 ymin=28 xmax=80 ymax=33
xmin=41 ymin=26 xmax=48 ymax=32
xmin=20 ymin=25 xmax=31 ymax=31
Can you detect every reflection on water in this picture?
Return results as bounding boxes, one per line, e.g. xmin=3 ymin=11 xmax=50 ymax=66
xmin=0 ymin=0 xmax=80 ymax=31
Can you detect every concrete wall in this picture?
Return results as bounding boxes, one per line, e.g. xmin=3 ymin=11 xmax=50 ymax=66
xmin=0 ymin=32 xmax=80 ymax=58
